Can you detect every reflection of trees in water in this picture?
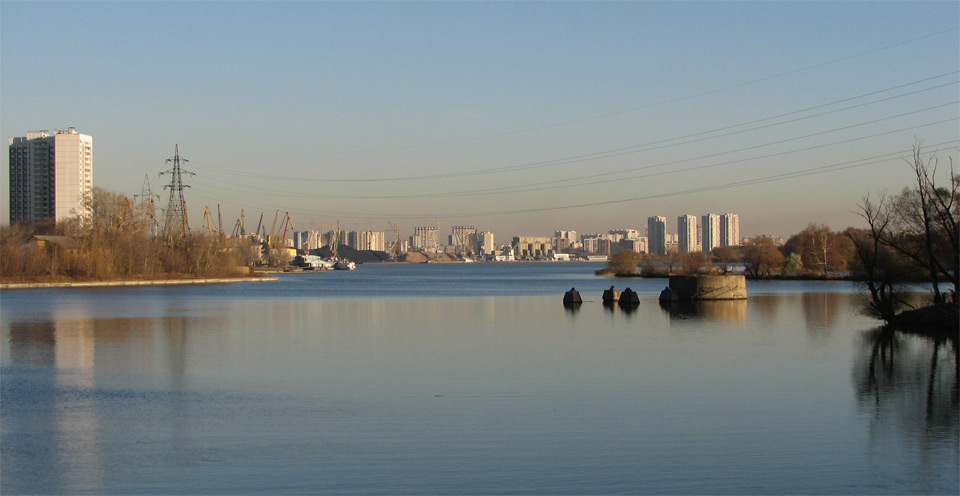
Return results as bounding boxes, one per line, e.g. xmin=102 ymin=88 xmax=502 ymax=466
xmin=802 ymin=292 xmax=845 ymax=335
xmin=854 ymin=327 xmax=958 ymax=443
xmin=8 ymin=321 xmax=57 ymax=366
xmin=749 ymin=294 xmax=782 ymax=324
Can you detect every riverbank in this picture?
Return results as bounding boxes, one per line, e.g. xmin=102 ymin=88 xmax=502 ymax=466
xmin=888 ymin=304 xmax=960 ymax=338
xmin=0 ymin=275 xmax=278 ymax=290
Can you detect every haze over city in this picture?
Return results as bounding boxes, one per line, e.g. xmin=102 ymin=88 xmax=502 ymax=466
xmin=2 ymin=1 xmax=958 ymax=239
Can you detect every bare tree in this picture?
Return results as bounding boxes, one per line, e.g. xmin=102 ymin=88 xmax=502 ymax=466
xmin=885 ymin=142 xmax=959 ymax=302
xmin=847 ymin=194 xmax=911 ymax=320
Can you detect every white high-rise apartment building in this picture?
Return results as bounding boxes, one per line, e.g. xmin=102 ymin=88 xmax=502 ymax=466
xmin=678 ymin=215 xmax=700 ymax=253
xmin=9 ymin=128 xmax=93 ymax=225
xmin=647 ymin=216 xmax=667 ymax=254
xmin=721 ymin=213 xmax=741 ymax=246
xmin=412 ymin=226 xmax=439 ymax=252
xmin=348 ymin=230 xmax=386 ymax=251
xmin=475 ymin=231 xmax=495 ymax=256
xmin=701 ymin=213 xmax=722 ymax=253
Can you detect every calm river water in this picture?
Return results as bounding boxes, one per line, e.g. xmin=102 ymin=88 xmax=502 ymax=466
xmin=1 ymin=263 xmax=957 ymax=494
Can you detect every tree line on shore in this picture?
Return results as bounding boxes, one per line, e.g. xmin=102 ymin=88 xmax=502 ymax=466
xmin=606 ymin=142 xmax=957 ymax=322
xmin=0 ymin=188 xmax=258 ymax=283
xmin=2 ymin=143 xmax=956 ymax=323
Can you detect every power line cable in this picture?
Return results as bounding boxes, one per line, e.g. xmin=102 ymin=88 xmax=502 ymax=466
xmin=188 ymin=74 xmax=958 ymax=183
xmin=190 ymin=139 xmax=958 ymax=222
xmin=306 ymin=27 xmax=960 ymax=155
xmin=190 ymin=111 xmax=958 ymax=200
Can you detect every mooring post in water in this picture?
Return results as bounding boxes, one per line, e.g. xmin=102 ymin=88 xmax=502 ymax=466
xmin=602 ymin=286 xmax=621 ymax=303
xmin=563 ymin=287 xmax=582 ymax=306
xmin=619 ymin=288 xmax=640 ymax=307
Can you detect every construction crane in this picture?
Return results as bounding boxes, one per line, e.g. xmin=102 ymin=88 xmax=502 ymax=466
xmin=268 ymin=209 xmax=281 ymax=246
xmin=388 ymin=221 xmax=403 ymax=260
xmin=279 ymin=212 xmax=294 ymax=244
xmin=202 ymin=206 xmax=219 ymax=237
xmin=144 ymin=193 xmax=159 ymax=237
xmin=232 ymin=210 xmax=246 ymax=237
xmin=255 ymin=212 xmax=265 ymax=240
xmin=114 ymin=197 xmax=135 ymax=230
xmin=268 ymin=211 xmax=294 ymax=249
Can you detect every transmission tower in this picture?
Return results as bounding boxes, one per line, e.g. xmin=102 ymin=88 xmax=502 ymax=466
xmin=134 ymin=174 xmax=160 ymax=237
xmin=160 ymin=144 xmax=195 ymax=238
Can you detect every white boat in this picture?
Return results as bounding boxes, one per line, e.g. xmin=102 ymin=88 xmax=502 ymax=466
xmin=333 ymin=260 xmax=356 ymax=270
xmin=294 ymin=254 xmax=334 ymax=270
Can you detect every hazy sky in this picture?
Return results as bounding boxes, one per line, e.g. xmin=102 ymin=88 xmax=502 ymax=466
xmin=2 ymin=1 xmax=958 ymax=239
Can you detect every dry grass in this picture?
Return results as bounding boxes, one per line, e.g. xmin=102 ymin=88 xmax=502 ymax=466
xmin=1 ymin=189 xmax=257 ymax=283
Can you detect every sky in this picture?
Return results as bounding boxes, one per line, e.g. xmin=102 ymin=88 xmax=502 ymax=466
xmin=2 ymin=1 xmax=958 ymax=240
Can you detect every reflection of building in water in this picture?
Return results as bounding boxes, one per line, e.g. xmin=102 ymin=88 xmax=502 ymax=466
xmin=660 ymin=300 xmax=747 ymax=323
xmin=54 ymin=319 xmax=96 ymax=371
xmin=53 ymin=319 xmax=102 ymax=491
xmin=6 ymin=318 xmax=103 ymax=491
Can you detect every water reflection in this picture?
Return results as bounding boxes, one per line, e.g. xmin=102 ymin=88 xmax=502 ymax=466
xmin=563 ymin=303 xmax=581 ymax=315
xmin=8 ymin=321 xmax=57 ymax=366
xmin=5 ymin=319 xmax=103 ymax=493
xmin=658 ymin=299 xmax=747 ymax=323
xmin=802 ymin=292 xmax=844 ymax=336
xmin=853 ymin=327 xmax=959 ymax=451
xmin=3 ymin=290 xmax=957 ymax=494
xmin=749 ymin=294 xmax=782 ymax=325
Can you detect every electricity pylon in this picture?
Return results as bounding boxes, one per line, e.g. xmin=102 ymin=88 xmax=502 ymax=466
xmin=160 ymin=144 xmax=195 ymax=239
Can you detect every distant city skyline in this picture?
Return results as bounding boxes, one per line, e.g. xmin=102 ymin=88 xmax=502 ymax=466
xmin=2 ymin=2 xmax=957 ymax=238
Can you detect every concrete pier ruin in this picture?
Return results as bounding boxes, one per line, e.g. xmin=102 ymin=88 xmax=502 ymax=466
xmin=659 ymin=275 xmax=747 ymax=302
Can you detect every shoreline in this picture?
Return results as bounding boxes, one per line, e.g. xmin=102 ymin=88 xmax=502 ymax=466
xmin=0 ymin=276 xmax=278 ymax=290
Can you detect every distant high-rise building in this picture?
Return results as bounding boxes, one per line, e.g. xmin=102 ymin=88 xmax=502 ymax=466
xmin=348 ymin=230 xmax=385 ymax=251
xmin=475 ymin=231 xmax=495 ymax=256
xmin=610 ymin=228 xmax=642 ymax=240
xmin=702 ymin=213 xmax=722 ymax=253
xmin=512 ymin=236 xmax=552 ymax=259
xmin=721 ymin=213 xmax=741 ymax=246
xmin=9 ymin=128 xmax=93 ymax=225
xmin=647 ymin=216 xmax=667 ymax=254
xmin=294 ymin=230 xmax=322 ymax=251
xmin=678 ymin=215 xmax=700 ymax=253
xmin=619 ymin=237 xmax=648 ymax=254
xmin=552 ymin=230 xmax=577 ymax=252
xmin=449 ymin=226 xmax=476 ymax=253
xmin=294 ymin=231 xmax=310 ymax=251
xmin=412 ymin=226 xmax=439 ymax=252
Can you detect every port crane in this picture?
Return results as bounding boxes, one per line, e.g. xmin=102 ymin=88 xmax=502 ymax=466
xmin=267 ymin=210 xmax=294 ymax=249
xmin=388 ymin=221 xmax=403 ymax=260
xmin=232 ymin=210 xmax=246 ymax=237
xmin=202 ymin=206 xmax=220 ymax=237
